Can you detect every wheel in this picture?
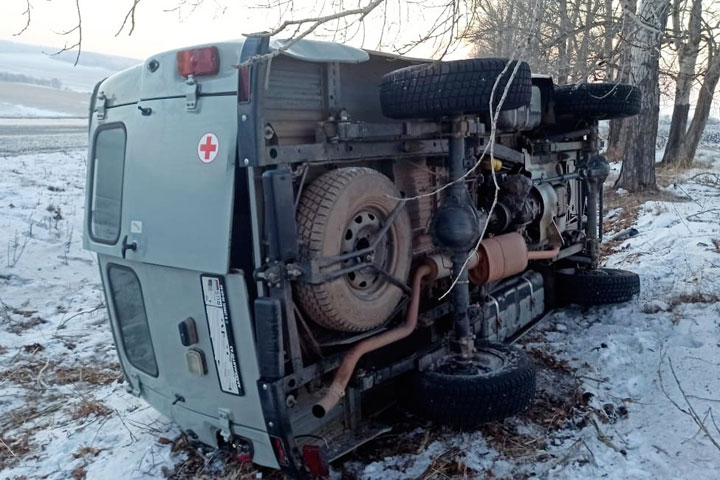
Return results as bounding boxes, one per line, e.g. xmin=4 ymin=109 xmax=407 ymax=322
xmin=295 ymin=167 xmax=412 ymax=332
xmin=401 ymin=343 xmax=536 ymax=426
xmin=379 ymin=58 xmax=532 ymax=119
xmin=555 ymin=267 xmax=640 ymax=306
xmin=553 ymin=83 xmax=641 ymax=120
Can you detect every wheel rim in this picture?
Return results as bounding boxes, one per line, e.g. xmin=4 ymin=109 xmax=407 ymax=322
xmin=340 ymin=208 xmax=397 ymax=299
xmin=434 ymin=348 xmax=509 ymax=378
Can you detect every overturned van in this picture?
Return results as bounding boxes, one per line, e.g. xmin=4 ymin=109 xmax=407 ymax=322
xmin=84 ymin=36 xmax=641 ymax=477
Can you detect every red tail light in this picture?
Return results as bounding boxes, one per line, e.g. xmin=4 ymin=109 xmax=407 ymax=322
xmin=302 ymin=444 xmax=329 ymax=477
xmin=270 ymin=437 xmax=290 ymax=467
xmin=238 ymin=65 xmax=251 ymax=103
xmin=177 ymin=46 xmax=219 ymax=78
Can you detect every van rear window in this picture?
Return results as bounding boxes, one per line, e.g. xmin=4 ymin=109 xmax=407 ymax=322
xmin=107 ymin=265 xmax=158 ymax=377
xmin=90 ymin=126 xmax=126 ymax=244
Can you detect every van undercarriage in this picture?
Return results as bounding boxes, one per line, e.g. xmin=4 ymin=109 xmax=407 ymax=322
xmin=84 ymin=37 xmax=640 ymax=477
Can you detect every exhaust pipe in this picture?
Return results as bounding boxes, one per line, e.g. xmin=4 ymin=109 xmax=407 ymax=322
xmin=312 ymin=263 xmax=433 ymax=418
xmin=312 ymin=234 xmax=560 ymax=418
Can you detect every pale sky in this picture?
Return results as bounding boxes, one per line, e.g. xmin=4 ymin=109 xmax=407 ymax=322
xmin=2 ymin=0 xmax=472 ymax=60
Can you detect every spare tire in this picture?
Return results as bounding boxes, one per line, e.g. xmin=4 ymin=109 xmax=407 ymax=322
xmin=556 ymin=267 xmax=640 ymax=306
xmin=379 ymin=58 xmax=532 ymax=119
xmin=295 ymin=167 xmax=412 ymax=332
xmin=554 ymin=83 xmax=641 ymax=120
xmin=401 ymin=343 xmax=536 ymax=426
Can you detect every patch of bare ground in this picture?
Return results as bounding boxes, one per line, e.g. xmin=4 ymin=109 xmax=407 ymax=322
xmin=0 ymin=356 xmax=121 ymax=388
xmin=72 ymin=399 xmax=112 ymax=420
xmin=644 ymin=292 xmax=720 ymax=325
xmin=418 ymin=447 xmax=477 ymax=479
xmin=0 ymin=395 xmax=65 ymax=469
xmin=0 ymin=431 xmax=34 ymax=470
xmin=0 ymin=349 xmax=122 ymax=472
xmin=158 ymin=433 xmax=282 ymax=480
xmin=70 ymin=446 xmax=103 ymax=480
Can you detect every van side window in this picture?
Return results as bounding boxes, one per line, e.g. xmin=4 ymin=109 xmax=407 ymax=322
xmin=107 ymin=265 xmax=158 ymax=377
xmin=90 ymin=126 xmax=126 ymax=244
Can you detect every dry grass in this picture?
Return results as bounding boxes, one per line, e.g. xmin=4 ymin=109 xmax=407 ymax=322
xmin=643 ymin=292 xmax=719 ymax=315
xmin=72 ymin=399 xmax=112 ymax=420
xmin=0 ymin=433 xmax=33 ymax=470
xmin=0 ymin=356 xmax=121 ymax=390
xmin=22 ymin=343 xmax=44 ymax=354
xmin=160 ymin=434 xmax=282 ymax=480
xmin=418 ymin=447 xmax=476 ymax=479
xmin=73 ymin=446 xmax=102 ymax=459
xmin=55 ymin=364 xmax=121 ymax=386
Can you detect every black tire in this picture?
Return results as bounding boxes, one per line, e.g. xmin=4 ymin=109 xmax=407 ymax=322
xmin=554 ymin=83 xmax=641 ymax=120
xmin=295 ymin=167 xmax=412 ymax=332
xmin=402 ymin=343 xmax=536 ymax=426
xmin=556 ymin=267 xmax=640 ymax=306
xmin=379 ymin=58 xmax=532 ymax=119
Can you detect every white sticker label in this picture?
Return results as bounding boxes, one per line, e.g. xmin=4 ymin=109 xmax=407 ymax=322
xmin=130 ymin=220 xmax=143 ymax=234
xmin=197 ymin=133 xmax=219 ymax=164
xmin=201 ymin=276 xmax=242 ymax=395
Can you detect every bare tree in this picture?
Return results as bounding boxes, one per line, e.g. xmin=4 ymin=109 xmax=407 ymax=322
xmin=661 ymin=0 xmax=703 ymax=167
xmin=470 ymin=0 xmax=626 ymax=84
xmin=606 ymin=0 xmax=638 ymax=165
xmin=614 ymin=0 xmax=671 ymax=191
xmin=674 ymin=13 xmax=720 ymax=165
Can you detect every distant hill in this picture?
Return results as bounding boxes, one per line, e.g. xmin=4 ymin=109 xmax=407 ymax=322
xmin=0 ymin=41 xmax=140 ymax=117
xmin=0 ymin=40 xmax=140 ymax=93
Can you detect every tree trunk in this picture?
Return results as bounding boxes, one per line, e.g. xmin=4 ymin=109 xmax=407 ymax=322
xmin=615 ymin=0 xmax=671 ymax=191
xmin=676 ymin=50 xmax=720 ymax=165
xmin=606 ymin=0 xmax=637 ymax=163
xmin=661 ymin=0 xmax=703 ymax=167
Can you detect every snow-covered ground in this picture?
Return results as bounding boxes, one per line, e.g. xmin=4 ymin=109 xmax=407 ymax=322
xmin=1 ymin=122 xmax=719 ymax=478
xmin=0 ymin=82 xmax=90 ymax=118
xmin=0 ymin=41 xmax=139 ymax=120
xmin=0 ymin=41 xmax=138 ymax=93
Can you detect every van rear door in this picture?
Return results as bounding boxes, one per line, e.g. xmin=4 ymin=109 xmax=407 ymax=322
xmin=83 ymin=41 xmax=278 ymax=467
xmin=85 ymin=42 xmax=248 ymax=274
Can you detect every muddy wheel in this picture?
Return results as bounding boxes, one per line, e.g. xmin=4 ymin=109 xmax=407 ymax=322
xmin=556 ymin=267 xmax=640 ymax=306
xmin=295 ymin=167 xmax=412 ymax=332
xmin=402 ymin=343 xmax=536 ymax=426
xmin=379 ymin=58 xmax=532 ymax=119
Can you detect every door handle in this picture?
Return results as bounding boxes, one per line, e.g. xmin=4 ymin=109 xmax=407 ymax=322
xmin=121 ymin=235 xmax=137 ymax=259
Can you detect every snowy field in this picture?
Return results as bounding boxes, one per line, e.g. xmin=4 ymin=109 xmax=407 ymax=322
xmin=1 ymin=119 xmax=720 ymax=479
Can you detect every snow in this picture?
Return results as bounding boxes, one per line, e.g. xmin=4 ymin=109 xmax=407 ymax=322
xmin=1 ymin=120 xmax=720 ymax=478
xmin=0 ymin=52 xmax=122 ymax=93
xmin=0 ymin=145 xmax=179 ymax=479
xmin=0 ymin=101 xmax=72 ymax=118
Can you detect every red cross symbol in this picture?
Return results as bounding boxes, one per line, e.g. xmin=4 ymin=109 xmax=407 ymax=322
xmin=197 ymin=133 xmax=219 ymax=163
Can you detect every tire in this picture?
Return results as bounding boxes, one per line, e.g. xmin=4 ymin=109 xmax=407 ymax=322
xmin=556 ymin=267 xmax=640 ymax=306
xmin=379 ymin=58 xmax=532 ymax=119
xmin=554 ymin=83 xmax=641 ymax=120
xmin=402 ymin=343 xmax=536 ymax=426
xmin=295 ymin=167 xmax=412 ymax=332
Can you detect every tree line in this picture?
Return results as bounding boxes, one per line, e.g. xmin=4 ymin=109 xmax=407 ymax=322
xmin=12 ymin=0 xmax=719 ymax=191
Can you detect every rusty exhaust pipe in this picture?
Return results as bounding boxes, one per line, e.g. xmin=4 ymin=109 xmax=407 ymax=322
xmin=312 ymin=236 xmax=560 ymax=418
xmin=527 ymin=245 xmax=560 ymax=260
xmin=312 ymin=263 xmax=433 ymax=418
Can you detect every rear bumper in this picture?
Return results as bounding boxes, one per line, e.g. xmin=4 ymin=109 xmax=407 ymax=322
xmin=138 ymin=382 xmax=279 ymax=469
